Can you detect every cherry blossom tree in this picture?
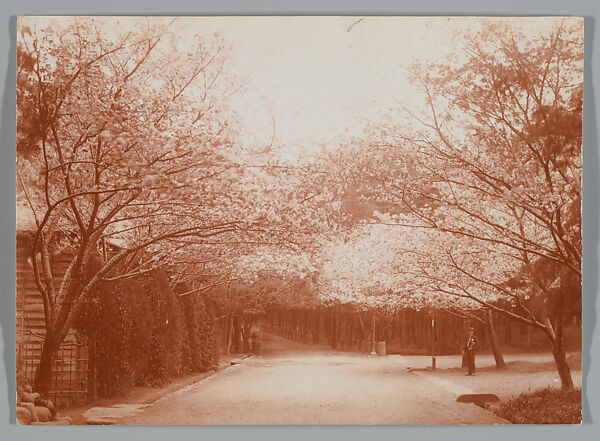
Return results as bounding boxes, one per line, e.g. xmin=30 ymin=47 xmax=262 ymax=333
xmin=16 ymin=17 xmax=295 ymax=393
xmin=352 ymin=19 xmax=582 ymax=388
xmin=16 ymin=16 xmax=355 ymax=393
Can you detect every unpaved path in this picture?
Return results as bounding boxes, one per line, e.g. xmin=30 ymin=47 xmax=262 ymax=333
xmin=120 ymin=334 xmax=507 ymax=425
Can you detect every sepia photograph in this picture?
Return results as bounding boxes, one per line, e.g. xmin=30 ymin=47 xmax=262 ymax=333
xmin=15 ymin=15 xmax=583 ymax=425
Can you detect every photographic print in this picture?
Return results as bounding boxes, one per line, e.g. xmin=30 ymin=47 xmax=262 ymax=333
xmin=15 ymin=16 xmax=583 ymax=425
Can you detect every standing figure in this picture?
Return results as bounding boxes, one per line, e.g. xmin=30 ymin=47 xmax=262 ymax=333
xmin=250 ymin=323 xmax=262 ymax=355
xmin=464 ymin=327 xmax=480 ymax=376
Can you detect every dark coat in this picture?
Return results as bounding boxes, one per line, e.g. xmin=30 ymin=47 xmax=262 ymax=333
xmin=465 ymin=334 xmax=480 ymax=352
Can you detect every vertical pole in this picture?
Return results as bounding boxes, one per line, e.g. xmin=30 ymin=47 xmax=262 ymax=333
xmin=431 ymin=310 xmax=436 ymax=371
xmin=369 ymin=312 xmax=377 ymax=356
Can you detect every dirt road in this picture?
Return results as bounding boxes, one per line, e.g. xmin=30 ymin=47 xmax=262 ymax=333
xmin=120 ymin=334 xmax=507 ymax=425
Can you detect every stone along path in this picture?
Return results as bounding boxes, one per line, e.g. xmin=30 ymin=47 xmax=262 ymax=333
xmin=118 ymin=334 xmax=507 ymax=425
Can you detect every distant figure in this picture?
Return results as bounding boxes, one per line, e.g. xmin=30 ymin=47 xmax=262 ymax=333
xmin=250 ymin=323 xmax=262 ymax=355
xmin=464 ymin=327 xmax=480 ymax=376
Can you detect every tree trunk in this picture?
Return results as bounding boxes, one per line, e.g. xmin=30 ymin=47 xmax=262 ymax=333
xmin=293 ymin=310 xmax=299 ymax=341
xmin=340 ymin=311 xmax=348 ymax=349
xmin=357 ymin=312 xmax=368 ymax=339
xmin=402 ymin=310 xmax=408 ymax=348
xmin=357 ymin=312 xmax=369 ymax=352
xmin=410 ymin=311 xmax=416 ymax=346
xmin=335 ymin=306 xmax=342 ymax=348
xmin=242 ymin=317 xmax=252 ymax=352
xmin=485 ymin=309 xmax=507 ymax=369
xmin=303 ymin=310 xmax=310 ymax=343
xmin=312 ymin=311 xmax=320 ymax=344
xmin=34 ymin=330 xmax=58 ymax=395
xmin=330 ymin=309 xmax=338 ymax=349
xmin=550 ymin=316 xmax=574 ymax=389
xmin=225 ymin=313 xmax=233 ymax=354
xmin=232 ymin=316 xmax=242 ymax=353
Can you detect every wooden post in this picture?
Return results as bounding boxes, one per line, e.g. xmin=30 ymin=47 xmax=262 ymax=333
xmin=431 ymin=310 xmax=436 ymax=371
xmin=369 ymin=313 xmax=377 ymax=356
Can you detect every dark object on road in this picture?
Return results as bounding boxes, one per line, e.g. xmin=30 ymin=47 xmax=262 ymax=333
xmin=463 ymin=327 xmax=480 ymax=375
xmin=457 ymin=394 xmax=500 ymax=406
xmin=85 ymin=417 xmax=116 ymax=425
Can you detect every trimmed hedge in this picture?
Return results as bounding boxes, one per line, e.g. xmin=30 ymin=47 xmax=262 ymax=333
xmin=141 ymin=271 xmax=185 ymax=386
xmin=76 ymin=270 xmax=219 ymax=398
xmin=177 ymin=284 xmax=219 ymax=372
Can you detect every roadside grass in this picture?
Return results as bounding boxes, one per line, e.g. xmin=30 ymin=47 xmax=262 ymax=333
xmin=488 ymin=386 xmax=582 ymax=424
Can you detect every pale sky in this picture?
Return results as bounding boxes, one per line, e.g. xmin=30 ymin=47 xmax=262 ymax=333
xmin=198 ymin=16 xmax=470 ymax=150
xmin=175 ymin=16 xmax=570 ymax=154
xmin=22 ymin=16 xmax=573 ymax=157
